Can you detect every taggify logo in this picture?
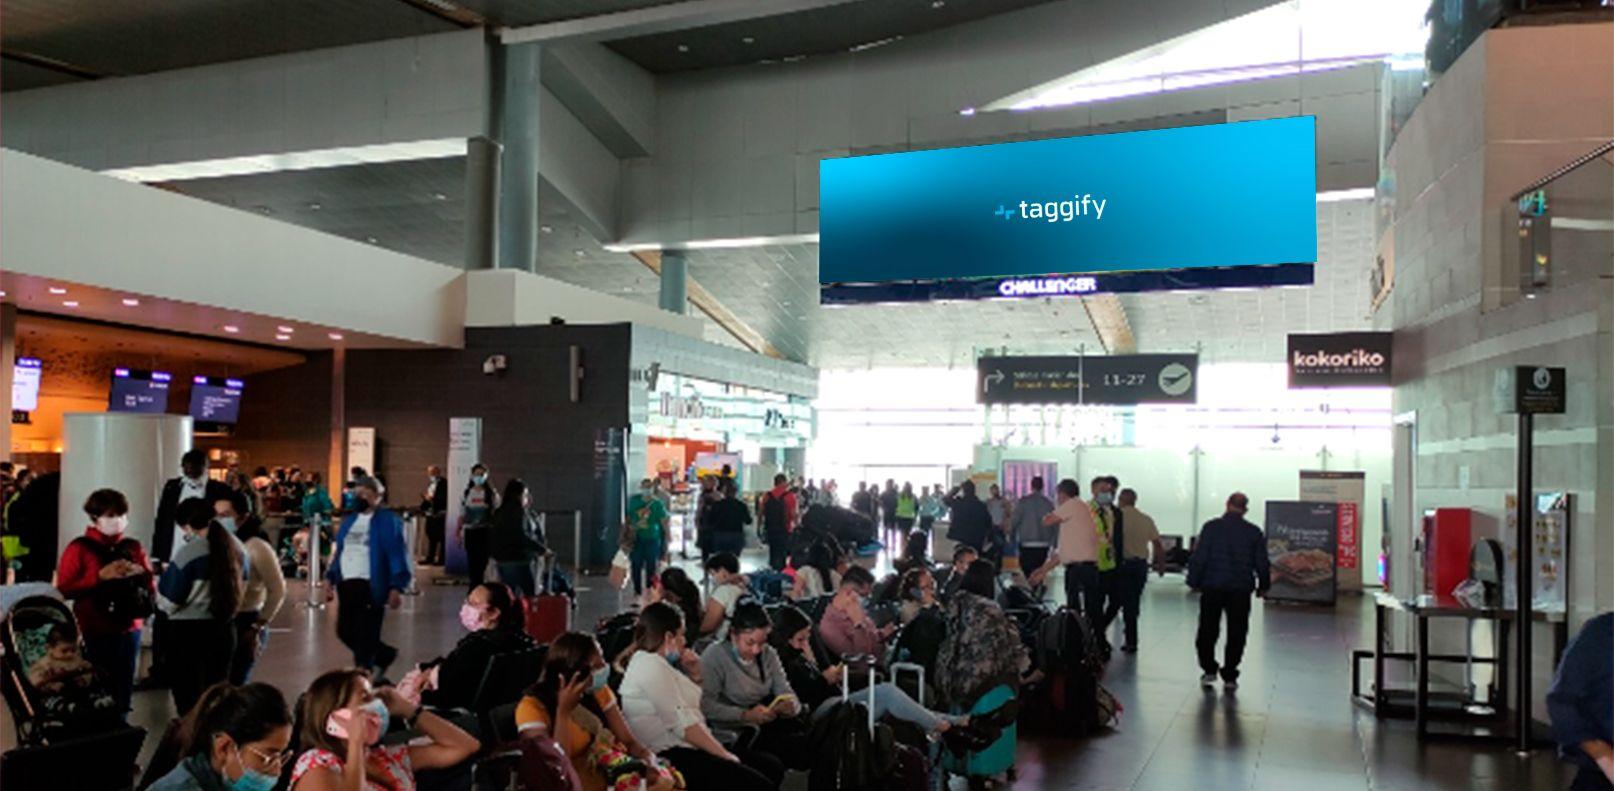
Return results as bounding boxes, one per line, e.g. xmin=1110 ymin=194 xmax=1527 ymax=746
xmin=993 ymin=195 xmax=1108 ymax=222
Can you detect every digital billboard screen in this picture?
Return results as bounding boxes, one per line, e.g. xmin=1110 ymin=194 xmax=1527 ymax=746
xmin=188 ymin=375 xmax=244 ymax=425
xmin=11 ymin=358 xmax=41 ymax=412
xmin=108 ymin=368 xmax=171 ymax=414
xmin=819 ymin=116 xmax=1318 ymax=304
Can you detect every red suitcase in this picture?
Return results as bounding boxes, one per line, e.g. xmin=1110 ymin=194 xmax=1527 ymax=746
xmin=523 ymin=560 xmax=571 ymax=645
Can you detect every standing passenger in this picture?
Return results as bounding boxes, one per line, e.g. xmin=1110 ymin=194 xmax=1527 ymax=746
xmin=1187 ymin=493 xmax=1269 ymax=689
xmin=326 ymin=477 xmax=411 ymax=677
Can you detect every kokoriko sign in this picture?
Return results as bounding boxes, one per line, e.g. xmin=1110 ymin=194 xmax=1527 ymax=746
xmin=1286 ymin=332 xmax=1392 ymax=388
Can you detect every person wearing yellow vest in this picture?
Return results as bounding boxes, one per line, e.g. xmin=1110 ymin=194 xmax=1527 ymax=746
xmin=1088 ymin=476 xmax=1124 ymax=656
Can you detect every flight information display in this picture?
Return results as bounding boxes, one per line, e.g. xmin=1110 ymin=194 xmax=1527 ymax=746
xmin=108 ymin=368 xmax=172 ymax=413
xmin=189 ymin=375 xmax=244 ymax=424
xmin=11 ymin=358 xmax=41 ymax=412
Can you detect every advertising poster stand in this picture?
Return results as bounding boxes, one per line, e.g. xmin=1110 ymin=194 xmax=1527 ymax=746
xmin=1298 ymin=470 xmax=1366 ymax=593
xmin=443 ymin=417 xmax=481 ymax=577
xmin=1265 ymin=501 xmax=1340 ymax=606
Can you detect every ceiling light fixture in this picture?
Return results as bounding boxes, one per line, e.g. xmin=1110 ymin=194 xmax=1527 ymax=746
xmin=677 ymin=44 xmax=690 ymax=53
xmin=365 ymin=236 xmax=379 ymax=244
xmin=574 ymin=249 xmax=587 ymax=258
xmin=308 ymin=201 xmax=322 ymax=211
xmin=931 ymin=0 xmax=946 ymax=8
xmin=0 ymin=291 xmax=7 ymax=297
xmin=540 ymin=225 xmax=553 ymax=234
xmin=742 ymin=36 xmax=755 ymax=44
xmin=277 ymin=325 xmax=294 ymax=333
xmin=62 ymin=301 xmax=79 ymax=308
xmin=432 ymin=192 xmax=448 ymax=201
xmin=122 ymin=298 xmax=140 ymax=306
xmin=222 ymin=325 xmax=240 ymax=334
xmin=328 ymin=332 xmax=344 ymax=341
xmin=275 ymin=334 xmax=292 ymax=341
xmin=48 ymin=287 xmax=67 ymax=295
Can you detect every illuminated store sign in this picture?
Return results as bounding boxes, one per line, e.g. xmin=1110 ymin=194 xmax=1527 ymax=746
xmin=820 ymin=117 xmax=1317 ymax=304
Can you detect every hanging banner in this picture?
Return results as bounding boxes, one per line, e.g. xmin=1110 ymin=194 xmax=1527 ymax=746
xmin=444 ymin=417 xmax=482 ymax=576
xmin=1299 ymin=470 xmax=1366 ymax=592
xmin=346 ymin=427 xmax=376 ymax=478
xmin=592 ymin=428 xmax=628 ymax=568
xmin=977 ymin=354 xmax=1198 ymax=405
xmin=1265 ymin=501 xmax=1339 ymax=605
xmin=1502 ymin=491 xmax=1571 ymax=612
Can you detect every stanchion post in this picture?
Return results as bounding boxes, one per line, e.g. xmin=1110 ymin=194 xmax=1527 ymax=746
xmin=573 ymin=511 xmax=583 ymax=577
xmin=1514 ymin=412 xmax=1533 ymax=755
xmin=306 ymin=516 xmax=325 ymax=609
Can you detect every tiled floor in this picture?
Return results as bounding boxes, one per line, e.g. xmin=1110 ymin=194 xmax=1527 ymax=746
xmin=2 ymin=548 xmax=1577 ymax=790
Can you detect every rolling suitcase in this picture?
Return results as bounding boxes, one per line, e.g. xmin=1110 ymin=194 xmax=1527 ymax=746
xmin=523 ymin=559 xmax=571 ymax=645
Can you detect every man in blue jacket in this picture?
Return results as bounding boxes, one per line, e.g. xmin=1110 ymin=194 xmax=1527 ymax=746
xmin=1548 ymin=612 xmax=1614 ymax=790
xmin=325 ymin=476 xmax=412 ymax=676
xmin=1187 ymin=492 xmax=1270 ymax=690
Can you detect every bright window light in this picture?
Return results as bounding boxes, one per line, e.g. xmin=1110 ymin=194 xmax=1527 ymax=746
xmin=983 ymin=0 xmax=1428 ymax=112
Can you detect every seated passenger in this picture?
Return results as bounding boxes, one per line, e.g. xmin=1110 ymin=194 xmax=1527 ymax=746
xmin=767 ymin=606 xmax=1002 ymax=755
xmin=28 ymin=625 xmax=96 ymax=694
xmin=817 ymin=566 xmax=894 ymax=663
xmin=617 ymin=602 xmax=784 ymax=789
xmin=935 ymin=560 xmax=1029 ymax=714
xmin=698 ymin=602 xmax=809 ymax=771
xmin=402 ymin=583 xmax=536 ymax=711
xmin=896 ymin=566 xmax=941 ymax=626
xmin=788 ymin=541 xmax=842 ymax=601
xmin=698 ymin=553 xmax=747 ymax=641
xmin=517 ymin=632 xmax=678 ymax=791
xmin=936 ymin=545 xmax=979 ymax=602
xmin=148 ymin=683 xmax=293 ymax=791
xmin=290 ymin=669 xmax=480 ymax=791
xmin=651 ymin=567 xmax=704 ymax=646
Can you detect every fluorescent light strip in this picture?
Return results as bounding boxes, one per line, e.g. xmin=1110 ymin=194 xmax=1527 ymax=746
xmin=1316 ymin=188 xmax=1374 ymax=203
xmin=602 ymin=233 xmax=821 ymax=253
xmin=100 ymin=138 xmax=470 ymax=183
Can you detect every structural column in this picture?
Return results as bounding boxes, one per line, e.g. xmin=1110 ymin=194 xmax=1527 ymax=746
xmin=659 ymin=249 xmax=689 ymax=314
xmin=495 ymin=42 xmax=541 ymax=272
xmin=464 ymin=136 xmax=501 ymax=270
xmin=0 ymin=303 xmax=15 ymax=464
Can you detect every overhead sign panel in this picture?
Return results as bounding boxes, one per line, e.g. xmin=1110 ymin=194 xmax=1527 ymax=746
xmin=1287 ymin=332 xmax=1393 ymax=388
xmin=820 ymin=117 xmax=1317 ymax=302
xmin=978 ymin=354 xmax=1198 ymax=405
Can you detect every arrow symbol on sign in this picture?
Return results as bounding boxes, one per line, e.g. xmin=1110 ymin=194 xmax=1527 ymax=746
xmin=985 ymin=370 xmax=1005 ymax=390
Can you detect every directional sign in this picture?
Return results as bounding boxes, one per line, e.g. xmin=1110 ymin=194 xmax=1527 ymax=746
xmin=977 ymin=354 xmax=1199 ymax=405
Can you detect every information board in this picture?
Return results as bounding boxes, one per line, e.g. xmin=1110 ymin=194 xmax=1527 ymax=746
xmin=977 ymin=354 xmax=1197 ymax=405
xmin=11 ymin=357 xmax=41 ymax=412
xmin=108 ymin=368 xmax=171 ymax=414
xmin=188 ymin=376 xmax=244 ymax=424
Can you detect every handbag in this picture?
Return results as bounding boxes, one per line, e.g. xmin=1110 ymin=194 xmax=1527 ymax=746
xmin=608 ymin=549 xmax=631 ymax=590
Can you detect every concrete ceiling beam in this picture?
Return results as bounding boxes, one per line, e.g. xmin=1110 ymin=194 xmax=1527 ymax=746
xmin=500 ymin=0 xmax=860 ymax=45
xmin=631 ymin=250 xmax=786 ymax=359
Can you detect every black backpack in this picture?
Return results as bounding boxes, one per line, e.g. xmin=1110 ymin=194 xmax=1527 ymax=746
xmin=74 ymin=537 xmax=156 ymax=625
xmin=807 ymin=701 xmax=896 ymax=791
xmin=763 ymin=492 xmax=788 ymax=534
xmin=1034 ymin=607 xmax=1106 ymax=734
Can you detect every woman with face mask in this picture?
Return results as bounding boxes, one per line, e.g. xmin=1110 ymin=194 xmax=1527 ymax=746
xmin=290 ymin=669 xmax=480 ymax=791
xmin=616 ymin=603 xmax=784 ymax=788
xmin=457 ymin=464 xmax=499 ymax=587
xmin=55 ymin=488 xmax=156 ymax=718
xmin=517 ymin=632 xmax=678 ymax=791
xmin=696 ymin=602 xmax=810 ymax=772
xmin=147 ymin=682 xmax=293 ymax=791
xmin=408 ymin=583 xmax=535 ymax=711
xmin=158 ymin=497 xmax=249 ymax=717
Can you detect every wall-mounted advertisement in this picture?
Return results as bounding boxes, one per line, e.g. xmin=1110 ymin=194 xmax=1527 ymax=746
xmin=1265 ymin=501 xmax=1339 ymax=605
xmin=1298 ymin=470 xmax=1366 ymax=592
xmin=1502 ymin=491 xmax=1570 ymax=612
xmin=819 ymin=117 xmax=1317 ymax=304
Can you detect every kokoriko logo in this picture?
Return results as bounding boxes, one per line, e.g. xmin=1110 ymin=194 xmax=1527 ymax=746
xmin=1293 ymin=349 xmax=1386 ymax=369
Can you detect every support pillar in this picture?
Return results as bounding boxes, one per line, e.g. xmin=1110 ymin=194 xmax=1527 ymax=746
xmin=327 ymin=348 xmax=346 ymax=500
xmin=464 ymin=136 xmax=501 ymax=270
xmin=659 ymin=249 xmax=688 ymax=314
xmin=495 ymin=42 xmax=541 ymax=272
xmin=0 ymin=303 xmax=16 ymax=464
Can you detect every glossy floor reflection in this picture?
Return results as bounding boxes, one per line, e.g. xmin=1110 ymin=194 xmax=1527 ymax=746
xmin=2 ymin=549 xmax=1577 ymax=790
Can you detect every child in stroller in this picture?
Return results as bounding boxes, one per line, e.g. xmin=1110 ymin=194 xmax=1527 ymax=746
xmin=3 ymin=594 xmax=121 ymax=743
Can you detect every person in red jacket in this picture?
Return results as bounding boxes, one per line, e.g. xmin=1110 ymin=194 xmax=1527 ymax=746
xmin=56 ymin=488 xmax=156 ymax=718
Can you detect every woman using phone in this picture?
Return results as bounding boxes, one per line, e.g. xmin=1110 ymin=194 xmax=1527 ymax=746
xmin=617 ymin=602 xmax=783 ymax=788
xmin=55 ymin=488 xmax=156 ymax=719
xmin=516 ymin=632 xmax=678 ymax=790
xmin=289 ymin=669 xmax=480 ymax=791
xmin=147 ymin=682 xmax=293 ymax=791
xmin=697 ymin=601 xmax=809 ymax=771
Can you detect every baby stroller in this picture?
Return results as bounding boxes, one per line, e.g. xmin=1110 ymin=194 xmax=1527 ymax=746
xmin=1 ymin=592 xmax=147 ymax=790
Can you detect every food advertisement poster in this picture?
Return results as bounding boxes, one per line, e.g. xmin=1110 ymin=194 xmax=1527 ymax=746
xmin=1502 ymin=491 xmax=1570 ymax=612
xmin=1298 ymin=470 xmax=1366 ymax=591
xmin=1265 ymin=501 xmax=1339 ymax=605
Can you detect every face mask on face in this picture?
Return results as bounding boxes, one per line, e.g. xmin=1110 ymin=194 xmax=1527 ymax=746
xmin=94 ymin=515 xmax=128 ymax=537
xmin=1095 ymin=492 xmax=1114 ymax=506
xmin=360 ymin=699 xmax=391 ymax=745
xmin=458 ymin=603 xmax=485 ymax=632
xmin=591 ymin=665 xmax=611 ymax=691
xmin=352 ymin=496 xmax=371 ymax=513
xmin=181 ymin=530 xmax=200 ymax=544
xmin=472 ymin=474 xmax=487 ymax=485
xmin=228 ymin=746 xmax=279 ymax=791
xmin=217 ymin=516 xmax=237 ymax=533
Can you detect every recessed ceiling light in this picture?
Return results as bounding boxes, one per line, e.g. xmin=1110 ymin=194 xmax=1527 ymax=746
xmin=574 ymin=249 xmax=587 ymax=258
xmin=432 ymin=192 xmax=448 ymax=201
xmin=308 ymin=202 xmax=322 ymax=211
xmin=931 ymin=0 xmax=945 ymax=7
xmin=677 ymin=44 xmax=690 ymax=53
xmin=48 ymin=287 xmax=67 ymax=295
xmin=275 ymin=334 xmax=292 ymax=341
xmin=122 ymin=298 xmax=140 ymax=306
xmin=365 ymin=236 xmax=379 ymax=244
xmin=742 ymin=36 xmax=755 ymax=44
xmin=62 ymin=300 xmax=79 ymax=308
xmin=328 ymin=332 xmax=344 ymax=341
xmin=222 ymin=325 xmax=240 ymax=333
xmin=277 ymin=325 xmax=294 ymax=333
xmin=0 ymin=291 xmax=7 ymax=298
xmin=540 ymin=225 xmax=553 ymax=234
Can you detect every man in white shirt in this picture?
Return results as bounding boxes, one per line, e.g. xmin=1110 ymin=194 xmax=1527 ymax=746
xmin=326 ymin=477 xmax=412 ymax=676
xmin=1029 ymin=479 xmax=1104 ymax=629
xmin=1106 ymin=488 xmax=1166 ymax=653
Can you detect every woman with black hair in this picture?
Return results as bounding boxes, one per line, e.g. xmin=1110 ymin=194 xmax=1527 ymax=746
xmin=147 ymin=682 xmax=293 ymax=791
xmin=56 ymin=487 xmax=156 ymax=718
xmin=458 ymin=463 xmax=499 ymax=587
xmin=158 ymin=497 xmax=249 ymax=716
xmin=413 ymin=582 xmax=538 ymax=711
xmin=697 ymin=602 xmax=810 ymax=771
xmin=489 ymin=479 xmax=547 ymax=596
xmin=617 ymin=602 xmax=783 ymax=788
xmin=654 ymin=567 xmax=704 ymax=646
xmin=216 ymin=490 xmax=286 ymax=686
xmin=516 ymin=632 xmax=676 ymax=790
